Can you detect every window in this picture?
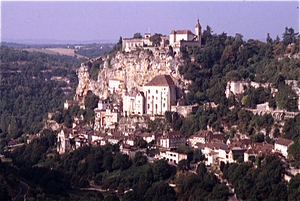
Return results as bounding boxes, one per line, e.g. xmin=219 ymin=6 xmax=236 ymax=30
xmin=148 ymin=104 xmax=150 ymax=109
xmin=156 ymin=97 xmax=158 ymax=100
xmin=156 ymin=90 xmax=158 ymax=94
xmin=148 ymin=89 xmax=150 ymax=93
xmin=163 ymin=103 xmax=165 ymax=108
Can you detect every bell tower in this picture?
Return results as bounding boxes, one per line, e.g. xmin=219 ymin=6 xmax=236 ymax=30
xmin=195 ymin=18 xmax=202 ymax=46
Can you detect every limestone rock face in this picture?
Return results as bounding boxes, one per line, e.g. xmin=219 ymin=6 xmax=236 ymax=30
xmin=75 ymin=48 xmax=189 ymax=100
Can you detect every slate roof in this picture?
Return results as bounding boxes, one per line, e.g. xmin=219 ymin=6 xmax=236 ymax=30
xmin=144 ymin=75 xmax=175 ymax=87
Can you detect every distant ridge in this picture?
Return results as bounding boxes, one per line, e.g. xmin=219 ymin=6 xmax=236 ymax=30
xmin=1 ymin=38 xmax=118 ymax=45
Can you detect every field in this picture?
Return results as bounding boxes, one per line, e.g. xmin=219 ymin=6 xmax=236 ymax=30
xmin=23 ymin=48 xmax=86 ymax=58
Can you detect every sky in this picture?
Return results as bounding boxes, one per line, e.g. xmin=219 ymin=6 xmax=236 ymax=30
xmin=1 ymin=1 xmax=299 ymax=44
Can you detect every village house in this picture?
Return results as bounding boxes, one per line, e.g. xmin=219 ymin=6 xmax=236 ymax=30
xmin=94 ymin=103 xmax=120 ymax=130
xmin=122 ymin=33 xmax=152 ymax=52
xmin=143 ymin=74 xmax=177 ymax=115
xmin=274 ymin=137 xmax=294 ymax=158
xmin=160 ymin=131 xmax=186 ymax=149
xmin=57 ymin=128 xmax=72 ymax=154
xmin=188 ymin=130 xmax=213 ymax=148
xmin=137 ymin=132 xmax=156 ymax=143
xmin=156 ymin=150 xmax=187 ymax=164
xmin=225 ymin=81 xmax=272 ymax=98
xmin=244 ymin=142 xmax=273 ymax=162
xmin=122 ymin=87 xmax=145 ymax=116
xmin=64 ymin=99 xmax=79 ymax=110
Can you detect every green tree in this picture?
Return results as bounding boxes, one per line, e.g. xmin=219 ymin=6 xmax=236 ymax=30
xmin=133 ymin=33 xmax=142 ymax=39
xmin=150 ymin=33 xmax=162 ymax=47
xmin=84 ymin=92 xmax=99 ymax=110
xmin=134 ymin=151 xmax=147 ymax=166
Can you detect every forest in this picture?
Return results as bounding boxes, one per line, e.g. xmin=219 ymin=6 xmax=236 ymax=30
xmin=0 ymin=46 xmax=80 ymax=146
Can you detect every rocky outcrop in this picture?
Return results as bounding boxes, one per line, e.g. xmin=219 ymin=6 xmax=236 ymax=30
xmin=75 ymin=47 xmax=189 ymax=100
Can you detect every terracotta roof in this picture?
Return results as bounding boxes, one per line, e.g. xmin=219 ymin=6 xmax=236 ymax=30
xmin=275 ymin=138 xmax=294 ymax=146
xmin=144 ymin=75 xmax=175 ymax=87
xmin=170 ymin=30 xmax=195 ymax=35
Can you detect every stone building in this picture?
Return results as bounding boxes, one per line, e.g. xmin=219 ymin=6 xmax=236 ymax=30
xmin=143 ymin=74 xmax=177 ymax=115
xmin=122 ymin=87 xmax=145 ymax=116
xmin=169 ymin=19 xmax=201 ymax=49
xmin=160 ymin=131 xmax=186 ymax=149
xmin=122 ymin=33 xmax=152 ymax=52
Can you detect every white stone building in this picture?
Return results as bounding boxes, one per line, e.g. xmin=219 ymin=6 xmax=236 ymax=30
xmin=122 ymin=88 xmax=145 ymax=116
xmin=122 ymin=33 xmax=152 ymax=52
xmin=57 ymin=128 xmax=72 ymax=154
xmin=156 ymin=150 xmax=187 ymax=164
xmin=274 ymin=137 xmax=294 ymax=158
xmin=160 ymin=131 xmax=186 ymax=149
xmin=143 ymin=74 xmax=177 ymax=115
xmin=169 ymin=19 xmax=202 ymax=49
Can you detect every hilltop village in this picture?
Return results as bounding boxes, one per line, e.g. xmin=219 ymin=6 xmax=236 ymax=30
xmin=53 ymin=20 xmax=300 ymax=182
xmin=2 ymin=18 xmax=300 ymax=200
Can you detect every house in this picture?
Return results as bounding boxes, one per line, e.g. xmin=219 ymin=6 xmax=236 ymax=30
xmin=156 ymin=150 xmax=187 ymax=164
xmin=274 ymin=137 xmax=294 ymax=158
xmin=122 ymin=87 xmax=145 ymax=116
xmin=94 ymin=105 xmax=120 ymax=130
xmin=160 ymin=131 xmax=186 ymax=149
xmin=188 ymin=130 xmax=213 ymax=147
xmin=244 ymin=143 xmax=273 ymax=162
xmin=64 ymin=100 xmax=79 ymax=110
xmin=138 ymin=132 xmax=156 ymax=143
xmin=57 ymin=128 xmax=72 ymax=154
xmin=143 ymin=74 xmax=177 ymax=115
xmin=169 ymin=19 xmax=201 ymax=49
xmin=122 ymin=33 xmax=152 ymax=52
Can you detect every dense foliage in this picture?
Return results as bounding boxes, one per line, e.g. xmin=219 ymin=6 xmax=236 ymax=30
xmin=0 ymin=46 xmax=80 ymax=141
xmin=222 ymin=155 xmax=289 ymax=200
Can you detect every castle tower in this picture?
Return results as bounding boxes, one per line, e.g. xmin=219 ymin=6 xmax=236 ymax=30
xmin=195 ymin=19 xmax=202 ymax=46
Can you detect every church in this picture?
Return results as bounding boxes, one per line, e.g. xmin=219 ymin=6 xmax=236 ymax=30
xmin=122 ymin=74 xmax=177 ymax=116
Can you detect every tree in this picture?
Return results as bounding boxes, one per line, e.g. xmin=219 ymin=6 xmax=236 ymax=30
xmin=150 ymin=33 xmax=162 ymax=47
xmin=84 ymin=91 xmax=99 ymax=110
xmin=267 ymin=33 xmax=273 ymax=45
xmin=197 ymin=162 xmax=207 ymax=180
xmin=144 ymin=181 xmax=176 ymax=201
xmin=276 ymin=84 xmax=298 ymax=111
xmin=135 ymin=138 xmax=147 ymax=149
xmin=133 ymin=33 xmax=142 ymax=39
xmin=177 ymin=159 xmax=189 ymax=172
xmin=283 ymin=27 xmax=298 ymax=46
xmin=134 ymin=151 xmax=147 ymax=166
xmin=288 ymin=139 xmax=300 ymax=168
xmin=288 ymin=173 xmax=300 ymax=200
xmin=153 ymin=160 xmax=172 ymax=181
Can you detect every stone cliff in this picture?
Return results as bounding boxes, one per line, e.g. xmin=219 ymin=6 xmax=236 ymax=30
xmin=75 ymin=47 xmax=189 ymax=101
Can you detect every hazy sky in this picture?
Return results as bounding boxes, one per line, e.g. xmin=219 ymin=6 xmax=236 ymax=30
xmin=1 ymin=1 xmax=299 ymax=44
